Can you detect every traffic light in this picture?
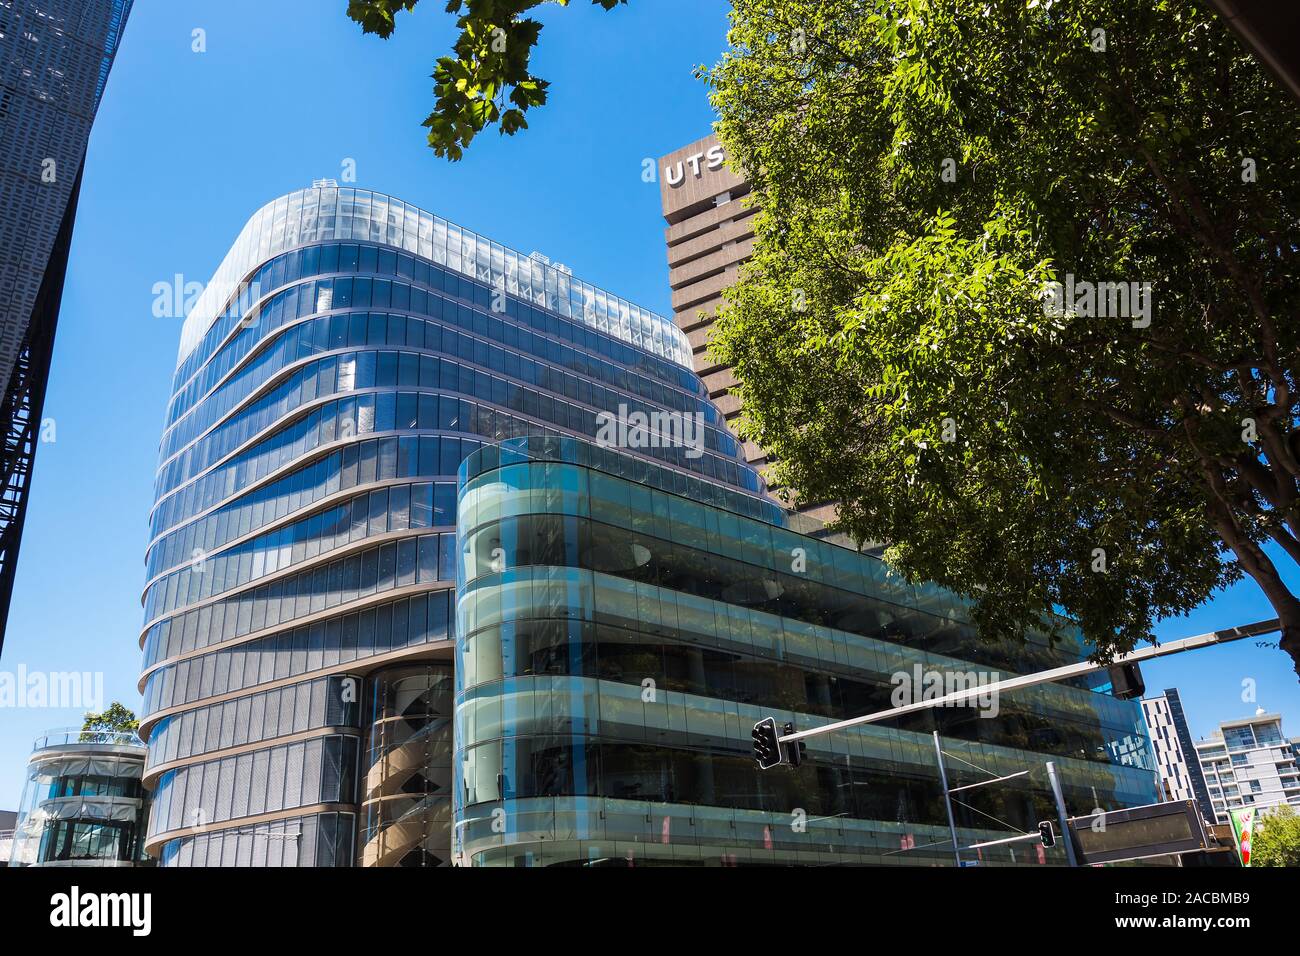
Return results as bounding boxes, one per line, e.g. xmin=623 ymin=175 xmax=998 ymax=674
xmin=1108 ymin=662 xmax=1145 ymax=700
xmin=753 ymin=717 xmax=784 ymax=769
xmin=783 ymin=722 xmax=806 ymax=767
xmin=1038 ymin=821 xmax=1056 ymax=848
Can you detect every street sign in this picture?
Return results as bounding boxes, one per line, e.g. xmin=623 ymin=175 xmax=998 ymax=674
xmin=1068 ymin=800 xmax=1209 ymax=865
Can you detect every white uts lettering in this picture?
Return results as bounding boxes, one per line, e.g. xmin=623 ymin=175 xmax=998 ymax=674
xmin=664 ymin=145 xmax=726 ymax=187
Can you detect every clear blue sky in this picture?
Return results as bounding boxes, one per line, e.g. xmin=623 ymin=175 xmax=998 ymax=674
xmin=0 ymin=0 xmax=1295 ymax=810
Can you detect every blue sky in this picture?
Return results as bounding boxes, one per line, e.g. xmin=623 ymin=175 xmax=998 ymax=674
xmin=0 ymin=0 xmax=1295 ymax=809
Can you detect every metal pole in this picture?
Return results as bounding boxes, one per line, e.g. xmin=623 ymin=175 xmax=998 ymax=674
xmin=966 ymin=831 xmax=1044 ymax=851
xmin=777 ymin=618 xmax=1279 ymax=746
xmin=934 ymin=731 xmax=962 ymax=867
xmin=1046 ymin=761 xmax=1079 ymax=867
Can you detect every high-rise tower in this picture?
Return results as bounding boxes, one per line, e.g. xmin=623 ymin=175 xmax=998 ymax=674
xmin=0 ymin=0 xmax=132 ymax=650
xmin=138 ymin=186 xmax=751 ymax=865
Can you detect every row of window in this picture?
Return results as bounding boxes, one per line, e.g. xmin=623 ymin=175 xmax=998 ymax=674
xmin=460 ymin=499 xmax=1090 ymax=680
xmin=148 ymin=735 xmax=358 ymax=838
xmin=155 ymin=383 xmax=755 ymax=548
xmin=158 ymin=337 xmax=737 ymax=501
xmin=147 ymin=674 xmax=362 ymax=770
xmin=164 ymin=287 xmax=712 ymax=468
xmin=169 ymin=240 xmax=699 ymax=437
xmin=460 ymin=450 xmax=1097 ymax=671
xmin=145 ymin=479 xmax=452 ymax=624
xmin=158 ymin=810 xmax=355 ymax=868
xmin=147 ymin=437 xmax=457 ymax=582
xmin=454 ymin=615 xmax=1143 ymax=767
xmin=24 ymin=818 xmax=147 ymax=866
xmin=453 ymin=733 xmax=1146 ymax=838
xmin=458 ymin=562 xmax=1144 ymax=746
xmin=154 ymin=389 xmax=481 ymax=540
xmin=144 ymin=527 xmax=456 ymax=653
xmin=141 ymin=590 xmax=453 ymax=718
xmin=23 ymin=768 xmax=144 ymax=803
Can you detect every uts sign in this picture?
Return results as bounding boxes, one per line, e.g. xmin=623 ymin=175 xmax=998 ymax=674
xmin=664 ymin=144 xmax=726 ymax=187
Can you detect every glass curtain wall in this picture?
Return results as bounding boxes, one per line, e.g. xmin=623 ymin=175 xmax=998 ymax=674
xmin=8 ymin=730 xmax=150 ymax=867
xmin=360 ymin=664 xmax=454 ymax=866
xmin=453 ymin=438 xmax=1160 ymax=866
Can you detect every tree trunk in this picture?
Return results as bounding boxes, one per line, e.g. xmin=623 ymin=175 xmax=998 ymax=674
xmin=1201 ymin=476 xmax=1300 ymax=680
xmin=1279 ymin=621 xmax=1300 ymax=683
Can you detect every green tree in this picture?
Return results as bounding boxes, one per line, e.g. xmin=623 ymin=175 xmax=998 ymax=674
xmin=1252 ymin=805 xmax=1300 ymax=866
xmin=702 ymin=0 xmax=1300 ymax=674
xmin=81 ymin=701 xmax=139 ymax=741
xmin=346 ymin=0 xmax=627 ymax=160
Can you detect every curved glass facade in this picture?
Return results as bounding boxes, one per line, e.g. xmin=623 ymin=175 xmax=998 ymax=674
xmin=360 ymin=663 xmax=454 ymax=867
xmin=139 ymin=186 xmax=751 ymax=865
xmin=453 ymin=437 xmax=1159 ymax=866
xmin=8 ymin=729 xmax=150 ymax=868
xmin=175 ymin=188 xmax=693 ymax=369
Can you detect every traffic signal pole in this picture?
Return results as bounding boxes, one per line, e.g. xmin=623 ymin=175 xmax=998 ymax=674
xmin=933 ymin=731 xmax=962 ymax=866
xmin=1046 ymin=761 xmax=1080 ymax=867
xmin=772 ymin=618 xmax=1278 ymax=749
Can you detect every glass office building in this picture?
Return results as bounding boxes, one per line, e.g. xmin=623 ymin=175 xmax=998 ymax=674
xmin=8 ymin=728 xmax=149 ymax=867
xmin=139 ymin=185 xmax=1156 ymax=866
xmin=454 ymin=437 xmax=1158 ymax=866
xmin=138 ymin=185 xmax=746 ymax=866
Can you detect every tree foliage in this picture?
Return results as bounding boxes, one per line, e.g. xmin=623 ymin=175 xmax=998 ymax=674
xmin=81 ymin=701 xmax=139 ymax=741
xmin=1251 ymin=805 xmax=1300 ymax=867
xmin=704 ymin=0 xmax=1300 ymax=673
xmin=347 ymin=0 xmax=627 ymax=160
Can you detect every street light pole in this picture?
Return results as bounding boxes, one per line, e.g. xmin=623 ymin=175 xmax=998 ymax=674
xmin=775 ymin=618 xmax=1279 ymax=747
xmin=1046 ymin=761 xmax=1079 ymax=867
xmin=933 ymin=731 xmax=962 ymax=866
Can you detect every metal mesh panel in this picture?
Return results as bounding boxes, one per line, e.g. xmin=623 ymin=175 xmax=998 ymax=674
xmin=235 ymin=695 xmax=252 ymax=747
xmin=266 ymin=745 xmax=287 ymax=812
xmin=284 ymin=741 xmax=305 ymax=808
xmin=232 ymin=753 xmax=252 ymax=819
xmin=293 ymin=680 xmax=311 ymax=733
xmin=249 ymin=692 xmax=266 ymax=745
xmin=190 ymin=706 xmax=209 ymax=757
xmin=264 ymin=687 xmax=282 ymax=738
xmin=182 ymin=834 xmax=202 ymax=867
xmin=249 ymin=749 xmax=269 ymax=816
xmin=220 ymin=700 xmax=237 ymax=749
xmin=300 ymin=737 xmax=322 ymax=804
xmin=311 ymin=677 xmax=328 ymax=728
xmin=199 ymin=761 xmax=218 ymax=824
xmin=215 ymin=756 xmax=235 ymax=821
xmin=251 ymin=825 xmax=268 ymax=866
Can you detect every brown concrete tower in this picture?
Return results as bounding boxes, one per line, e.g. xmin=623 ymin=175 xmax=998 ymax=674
xmin=658 ymin=133 xmax=837 ymax=522
xmin=658 ymin=135 xmax=761 ymax=463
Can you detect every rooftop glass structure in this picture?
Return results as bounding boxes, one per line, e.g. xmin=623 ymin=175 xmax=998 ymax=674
xmin=8 ymin=728 xmax=150 ymax=867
